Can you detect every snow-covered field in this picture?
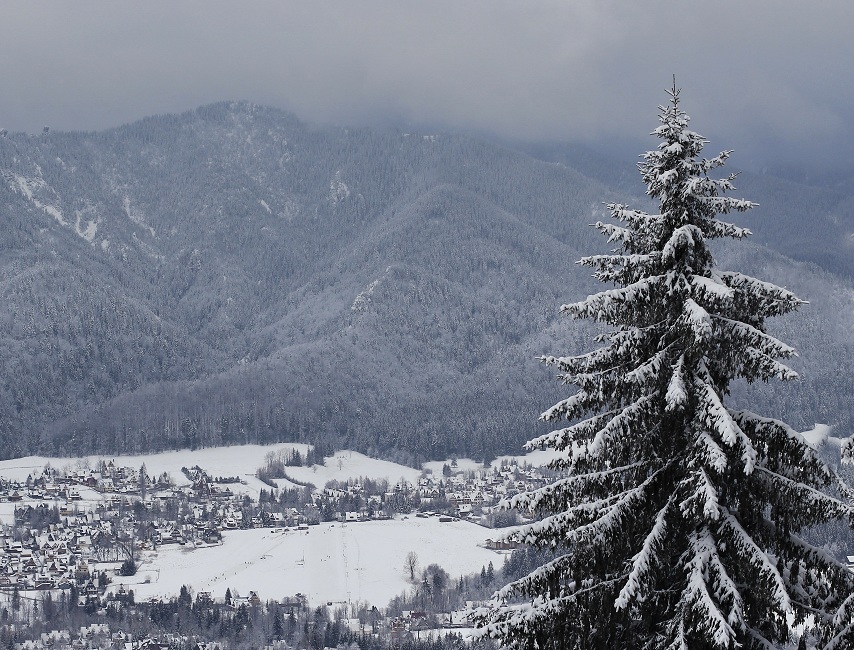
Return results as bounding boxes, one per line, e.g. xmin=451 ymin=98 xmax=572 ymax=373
xmin=113 ymin=517 xmax=505 ymax=606
xmin=273 ymin=450 xmax=423 ymax=489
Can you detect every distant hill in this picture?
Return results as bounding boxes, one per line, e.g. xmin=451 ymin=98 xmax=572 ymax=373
xmin=1 ymin=102 xmax=853 ymax=462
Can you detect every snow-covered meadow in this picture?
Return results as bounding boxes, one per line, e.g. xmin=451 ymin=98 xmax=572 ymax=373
xmin=113 ymin=517 xmax=502 ymax=606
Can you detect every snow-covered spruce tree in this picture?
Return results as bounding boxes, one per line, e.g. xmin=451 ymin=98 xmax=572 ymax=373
xmin=474 ymin=85 xmax=854 ymax=649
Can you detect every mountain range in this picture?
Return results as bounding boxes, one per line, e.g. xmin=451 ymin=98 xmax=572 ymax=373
xmin=1 ymin=102 xmax=853 ymax=463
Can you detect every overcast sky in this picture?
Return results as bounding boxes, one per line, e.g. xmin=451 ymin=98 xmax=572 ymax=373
xmin=2 ymin=2 xmax=852 ymax=172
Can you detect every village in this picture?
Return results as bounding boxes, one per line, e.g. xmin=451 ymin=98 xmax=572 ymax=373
xmin=0 ymin=451 xmax=559 ymax=649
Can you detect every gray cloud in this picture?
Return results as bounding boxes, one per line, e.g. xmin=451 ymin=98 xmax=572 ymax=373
xmin=2 ymin=1 xmax=853 ymax=169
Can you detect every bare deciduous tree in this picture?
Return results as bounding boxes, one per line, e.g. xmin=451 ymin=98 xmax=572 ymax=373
xmin=404 ymin=551 xmax=419 ymax=583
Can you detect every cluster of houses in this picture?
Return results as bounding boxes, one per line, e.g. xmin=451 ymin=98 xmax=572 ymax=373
xmin=2 ymin=462 xmax=162 ymax=503
xmin=0 ymin=457 xmax=554 ymax=599
xmin=311 ymin=460 xmax=555 ymax=525
xmin=420 ymin=461 xmax=553 ymax=519
xmin=0 ymin=463 xmax=142 ymax=596
xmin=0 ymin=462 xmax=320 ymax=597
xmin=0 ymin=528 xmax=92 ymax=593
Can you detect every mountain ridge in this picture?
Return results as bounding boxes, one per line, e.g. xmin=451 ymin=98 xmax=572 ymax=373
xmin=2 ymin=101 xmax=853 ymax=462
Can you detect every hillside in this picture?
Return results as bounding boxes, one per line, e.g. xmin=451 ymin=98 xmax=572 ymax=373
xmin=1 ymin=102 xmax=853 ymax=461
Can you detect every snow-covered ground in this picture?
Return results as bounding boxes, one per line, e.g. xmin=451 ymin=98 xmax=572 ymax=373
xmin=274 ymin=450 xmax=422 ymax=488
xmin=112 ymin=517 xmax=506 ymax=606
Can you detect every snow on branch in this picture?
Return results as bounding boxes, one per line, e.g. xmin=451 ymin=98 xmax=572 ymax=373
xmin=519 ymin=465 xmax=668 ymax=550
xmin=696 ymin=373 xmax=757 ymax=474
xmin=607 ymin=203 xmax=663 ymax=229
xmin=580 ymin=251 xmax=661 ymax=284
xmin=679 ymin=467 xmax=721 ymax=521
xmin=508 ymin=461 xmax=648 ymax=513
xmin=695 ymin=152 xmax=732 ymax=173
xmin=526 ymin=411 xmax=614 ymax=452
xmin=681 ymin=528 xmax=745 ymax=647
xmin=478 ymin=574 xmax=628 ymax=643
xmin=626 ymin=346 xmax=674 ymax=386
xmin=788 ymin=531 xmax=848 ymax=574
xmin=562 ymin=275 xmax=661 ymax=323
xmin=515 ymin=500 xmax=617 ymax=548
xmin=755 ymin=466 xmax=852 ymax=523
xmin=730 ymin=409 xmax=806 ymax=445
xmin=690 ymin=274 xmax=734 ymax=303
xmin=696 ymin=196 xmax=756 ymax=214
xmin=695 ymin=431 xmax=729 ymax=474
xmin=704 ymin=219 xmax=752 ymax=240
xmin=594 ymin=220 xmax=633 ymax=244
xmin=731 ymin=410 xmax=854 ymax=502
xmin=539 ymin=390 xmax=593 ymax=422
xmin=720 ymin=508 xmax=791 ymax=614
xmin=661 ymin=224 xmax=703 ymax=266
xmin=491 ymin=553 xmax=574 ymax=604
xmin=825 ymin=620 xmax=854 ymax=650
xmin=584 ymin=393 xmax=657 ymax=460
xmin=739 ymin=347 xmax=800 ymax=382
xmin=719 ymin=272 xmax=804 ymax=312
xmin=682 ymin=298 xmax=713 ymax=342
xmin=541 ymin=348 xmax=614 ymax=375
xmin=665 ymin=355 xmax=687 ymax=411
xmin=713 ymin=315 xmax=798 ymax=359
xmin=832 ymin=592 xmax=854 ymax=629
xmin=683 ymin=174 xmax=735 ymax=196
xmin=664 ymin=620 xmax=692 ymax=650
xmin=746 ymin=630 xmax=781 ymax=650
xmin=615 ymin=498 xmax=671 ymax=610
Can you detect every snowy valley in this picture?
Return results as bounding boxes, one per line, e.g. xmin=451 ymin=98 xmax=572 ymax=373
xmin=0 ymin=443 xmax=561 ymax=616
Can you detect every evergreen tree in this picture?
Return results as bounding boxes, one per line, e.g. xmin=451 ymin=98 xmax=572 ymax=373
xmin=475 ymin=83 xmax=854 ymax=649
xmin=138 ymin=463 xmax=148 ymax=499
xmin=272 ymin=610 xmax=285 ymax=640
xmin=287 ymin=610 xmax=297 ymax=641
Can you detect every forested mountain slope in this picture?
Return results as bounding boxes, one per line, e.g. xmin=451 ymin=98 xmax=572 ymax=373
xmin=0 ymin=102 xmax=852 ymax=462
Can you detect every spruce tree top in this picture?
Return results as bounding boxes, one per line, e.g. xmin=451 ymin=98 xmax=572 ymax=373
xmin=475 ymin=83 xmax=854 ymax=650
